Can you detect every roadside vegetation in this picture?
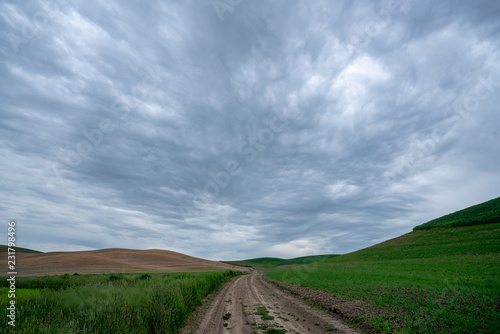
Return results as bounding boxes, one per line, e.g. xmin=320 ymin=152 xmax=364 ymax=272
xmin=266 ymin=208 xmax=500 ymax=333
xmin=0 ymin=270 xmax=240 ymax=333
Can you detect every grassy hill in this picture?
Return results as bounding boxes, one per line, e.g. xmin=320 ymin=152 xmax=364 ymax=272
xmin=267 ymin=214 xmax=500 ymax=332
xmin=224 ymin=254 xmax=339 ymax=269
xmin=0 ymin=245 xmax=42 ymax=253
xmin=414 ymin=196 xmax=500 ymax=230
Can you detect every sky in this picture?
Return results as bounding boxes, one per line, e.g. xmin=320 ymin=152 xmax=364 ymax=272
xmin=1 ymin=0 xmax=499 ymax=260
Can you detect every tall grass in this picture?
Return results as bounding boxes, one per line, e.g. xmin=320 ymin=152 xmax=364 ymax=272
xmin=0 ymin=270 xmax=240 ymax=333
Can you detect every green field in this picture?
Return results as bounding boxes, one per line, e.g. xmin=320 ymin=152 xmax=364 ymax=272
xmin=267 ymin=222 xmax=500 ymax=333
xmin=0 ymin=270 xmax=240 ymax=333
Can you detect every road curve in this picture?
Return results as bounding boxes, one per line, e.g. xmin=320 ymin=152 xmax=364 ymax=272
xmin=181 ymin=273 xmax=359 ymax=334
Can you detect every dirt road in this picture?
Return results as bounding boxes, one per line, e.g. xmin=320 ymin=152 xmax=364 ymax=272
xmin=181 ymin=273 xmax=358 ymax=334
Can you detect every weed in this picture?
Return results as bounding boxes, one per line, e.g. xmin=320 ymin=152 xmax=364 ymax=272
xmin=108 ymin=273 xmax=124 ymax=281
xmin=138 ymin=273 xmax=152 ymax=280
xmin=254 ymin=306 xmax=274 ymax=320
xmin=242 ymin=302 xmax=248 ymax=315
xmin=372 ymin=316 xmax=393 ymax=332
xmin=264 ymin=329 xmax=286 ymax=334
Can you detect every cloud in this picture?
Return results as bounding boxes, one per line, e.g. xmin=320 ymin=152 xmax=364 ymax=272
xmin=1 ymin=0 xmax=499 ymax=260
xmin=265 ymin=237 xmax=330 ymax=259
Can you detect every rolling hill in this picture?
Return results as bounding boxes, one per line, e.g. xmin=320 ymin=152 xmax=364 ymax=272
xmin=3 ymin=248 xmax=245 ymax=276
xmin=224 ymin=254 xmax=339 ymax=269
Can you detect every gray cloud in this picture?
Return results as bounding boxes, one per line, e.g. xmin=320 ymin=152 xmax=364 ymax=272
xmin=1 ymin=0 xmax=499 ymax=260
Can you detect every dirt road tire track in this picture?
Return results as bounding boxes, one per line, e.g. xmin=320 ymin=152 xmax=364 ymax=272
xmin=181 ymin=273 xmax=358 ymax=334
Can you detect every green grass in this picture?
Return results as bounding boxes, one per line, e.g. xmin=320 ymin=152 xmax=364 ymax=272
xmin=267 ymin=223 xmax=500 ymax=333
xmin=414 ymin=196 xmax=500 ymax=230
xmin=264 ymin=329 xmax=286 ymax=334
xmin=254 ymin=306 xmax=274 ymax=320
xmin=224 ymin=254 xmax=339 ymax=270
xmin=0 ymin=270 xmax=241 ymax=333
xmin=0 ymin=245 xmax=42 ymax=253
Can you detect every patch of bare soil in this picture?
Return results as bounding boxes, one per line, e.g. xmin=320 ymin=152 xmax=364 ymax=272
xmin=181 ymin=273 xmax=359 ymax=334
xmin=2 ymin=248 xmax=246 ymax=276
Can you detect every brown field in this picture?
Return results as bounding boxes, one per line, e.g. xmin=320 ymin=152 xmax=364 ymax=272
xmin=2 ymin=248 xmax=244 ymax=276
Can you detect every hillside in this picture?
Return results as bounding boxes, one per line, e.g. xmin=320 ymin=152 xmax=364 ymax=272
xmin=2 ymin=248 xmax=245 ymax=276
xmin=413 ymin=196 xmax=500 ymax=230
xmin=267 ymin=222 xmax=500 ymax=333
xmin=0 ymin=245 xmax=42 ymax=253
xmin=224 ymin=254 xmax=339 ymax=269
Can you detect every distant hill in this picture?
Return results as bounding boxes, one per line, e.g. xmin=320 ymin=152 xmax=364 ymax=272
xmin=224 ymin=254 xmax=339 ymax=269
xmin=0 ymin=245 xmax=42 ymax=253
xmin=413 ymin=196 xmax=500 ymax=230
xmin=1 ymin=248 xmax=245 ymax=276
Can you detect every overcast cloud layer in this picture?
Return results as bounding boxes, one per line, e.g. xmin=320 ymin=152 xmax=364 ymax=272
xmin=1 ymin=0 xmax=499 ymax=260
